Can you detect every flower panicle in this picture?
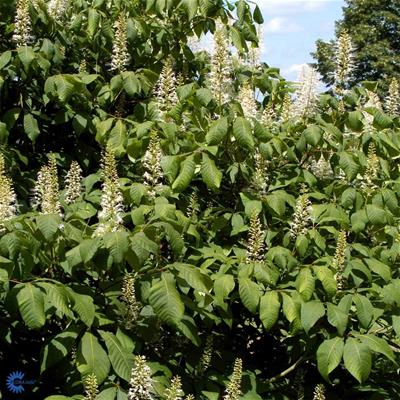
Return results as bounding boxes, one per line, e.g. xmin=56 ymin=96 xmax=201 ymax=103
xmin=310 ymin=154 xmax=333 ymax=180
xmin=164 ymin=376 xmax=184 ymax=400
xmin=122 ymin=273 xmax=140 ymax=328
xmin=333 ymin=230 xmax=347 ymax=290
xmin=83 ymin=373 xmax=99 ymax=400
xmin=65 ymin=161 xmax=83 ymax=204
xmin=313 ymin=384 xmax=326 ymax=400
xmin=93 ymin=146 xmax=124 ymax=236
xmin=110 ymin=14 xmax=130 ymax=72
xmin=128 ymin=355 xmax=153 ymax=400
xmin=209 ymin=23 xmax=233 ymax=106
xmin=143 ymin=133 xmax=163 ymax=198
xmin=291 ymin=64 xmax=319 ymax=119
xmin=198 ymin=335 xmax=213 ymax=374
xmin=48 ymin=0 xmax=69 ymax=21
xmin=13 ymin=0 xmax=34 ymax=47
xmin=290 ymin=185 xmax=312 ymax=239
xmin=246 ymin=211 xmax=265 ymax=263
xmin=237 ymin=81 xmax=257 ymax=121
xmin=385 ymin=77 xmax=399 ymax=116
xmin=156 ymin=57 xmax=178 ymax=116
xmin=334 ymin=29 xmax=355 ymax=96
xmin=251 ymin=150 xmax=268 ymax=195
xmin=223 ymin=358 xmax=243 ymax=400
xmin=34 ymin=155 xmax=62 ymax=215
xmin=360 ymin=143 xmax=379 ymax=194
xmin=0 ymin=155 xmax=17 ymax=229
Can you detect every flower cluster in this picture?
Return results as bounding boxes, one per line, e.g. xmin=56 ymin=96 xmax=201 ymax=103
xmin=122 ymin=273 xmax=140 ymax=329
xmin=246 ymin=211 xmax=265 ymax=263
xmin=198 ymin=335 xmax=213 ymax=374
xmin=33 ymin=156 xmax=61 ymax=215
xmin=128 ymin=355 xmax=153 ymax=400
xmin=93 ymin=146 xmax=124 ymax=236
xmin=310 ymin=154 xmax=333 ymax=180
xmin=83 ymin=373 xmax=99 ymax=400
xmin=280 ymin=93 xmax=292 ymax=123
xmin=13 ymin=0 xmax=34 ymax=47
xmin=223 ymin=358 xmax=243 ymax=400
xmin=143 ymin=133 xmax=163 ymax=198
xmin=155 ymin=57 xmax=178 ymax=116
xmin=290 ymin=187 xmax=312 ymax=239
xmin=48 ymin=0 xmax=69 ymax=21
xmin=333 ymin=230 xmax=347 ymax=291
xmin=110 ymin=14 xmax=130 ymax=72
xmin=291 ymin=65 xmax=319 ymax=119
xmin=312 ymin=384 xmax=326 ymax=400
xmin=251 ymin=150 xmax=268 ymax=195
xmin=65 ymin=161 xmax=82 ymax=204
xmin=237 ymin=81 xmax=257 ymax=121
xmin=334 ymin=30 xmax=355 ymax=96
xmin=360 ymin=143 xmax=379 ymax=195
xmin=187 ymin=190 xmax=199 ymax=219
xmin=261 ymin=104 xmax=277 ymax=130
xmin=164 ymin=376 xmax=184 ymax=400
xmin=209 ymin=23 xmax=233 ymax=106
xmin=385 ymin=77 xmax=399 ymax=116
xmin=0 ymin=155 xmax=17 ymax=229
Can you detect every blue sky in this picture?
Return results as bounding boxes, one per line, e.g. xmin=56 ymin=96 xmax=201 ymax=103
xmin=255 ymin=0 xmax=345 ymax=81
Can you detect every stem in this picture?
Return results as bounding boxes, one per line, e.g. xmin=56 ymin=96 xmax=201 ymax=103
xmin=265 ymin=356 xmax=304 ymax=383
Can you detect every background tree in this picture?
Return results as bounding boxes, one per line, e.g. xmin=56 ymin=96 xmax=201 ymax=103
xmin=312 ymin=0 xmax=400 ymax=90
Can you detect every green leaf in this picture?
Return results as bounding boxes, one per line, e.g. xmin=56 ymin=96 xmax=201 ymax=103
xmin=317 ymin=337 xmax=344 ymax=382
xmin=77 ymin=332 xmax=110 ymax=384
xmin=206 ymin=117 xmax=228 ymax=145
xmin=233 ymin=117 xmax=254 ymax=150
xmin=239 ymin=277 xmax=261 ymax=314
xmin=313 ymin=266 xmax=337 ymax=296
xmin=339 ymin=151 xmax=359 ymax=180
xmin=364 ymin=258 xmax=391 ymax=282
xmin=99 ymin=331 xmax=134 ymax=382
xmin=148 ymin=272 xmax=185 ymax=326
xmin=282 ymin=293 xmax=300 ymax=323
xmin=303 ymin=125 xmax=322 ymax=147
xmin=253 ymin=5 xmax=264 ymax=23
xmin=259 ymin=291 xmax=280 ymax=331
xmin=41 ymin=328 xmax=79 ymax=372
xmin=201 ymin=153 xmax=222 ymax=191
xmin=327 ymin=303 xmax=348 ymax=336
xmin=346 ymin=110 xmax=364 ymax=132
xmin=103 ymin=231 xmax=129 ymax=264
xmin=295 ymin=269 xmax=315 ymax=301
xmin=179 ymin=0 xmax=198 ymax=20
xmin=36 ymin=214 xmax=61 ymax=241
xmin=24 ymin=113 xmax=40 ymax=142
xmin=17 ymin=46 xmax=35 ymax=69
xmin=69 ymin=290 xmax=95 ymax=327
xmin=214 ymin=274 xmax=235 ymax=307
xmin=172 ymin=156 xmax=196 ymax=192
xmin=301 ymin=300 xmax=325 ymax=334
xmin=87 ymin=8 xmax=100 ymax=37
xmin=173 ymin=263 xmax=212 ymax=293
xmin=343 ymin=338 xmax=371 ymax=383
xmin=353 ymin=294 xmax=374 ymax=329
xmin=122 ymin=71 xmax=141 ymax=96
xmin=16 ymin=283 xmax=46 ymax=329
xmin=355 ymin=334 xmax=395 ymax=363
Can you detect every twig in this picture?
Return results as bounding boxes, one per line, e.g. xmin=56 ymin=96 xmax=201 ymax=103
xmin=265 ymin=356 xmax=304 ymax=383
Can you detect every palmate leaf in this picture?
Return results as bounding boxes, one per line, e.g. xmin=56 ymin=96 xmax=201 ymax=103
xmin=206 ymin=117 xmax=228 ymax=145
xmin=148 ymin=272 xmax=185 ymax=326
xmin=172 ymin=156 xmax=196 ymax=192
xmin=99 ymin=331 xmax=134 ymax=382
xmin=77 ymin=332 xmax=110 ymax=384
xmin=239 ymin=277 xmax=261 ymax=313
xmin=343 ymin=338 xmax=371 ymax=383
xmin=233 ymin=117 xmax=254 ymax=150
xmin=103 ymin=231 xmax=129 ymax=264
xmin=301 ymin=300 xmax=325 ymax=334
xmin=259 ymin=291 xmax=280 ymax=331
xmin=317 ymin=337 xmax=344 ymax=382
xmin=201 ymin=153 xmax=222 ymax=191
xmin=23 ymin=113 xmax=40 ymax=142
xmin=16 ymin=283 xmax=46 ymax=329
xmin=36 ymin=214 xmax=61 ymax=241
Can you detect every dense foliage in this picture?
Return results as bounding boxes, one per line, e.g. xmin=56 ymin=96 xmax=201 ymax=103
xmin=312 ymin=0 xmax=400 ymax=91
xmin=1 ymin=1 xmax=400 ymax=399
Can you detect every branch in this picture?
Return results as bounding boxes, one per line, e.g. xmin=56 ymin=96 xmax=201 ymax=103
xmin=265 ymin=356 xmax=305 ymax=384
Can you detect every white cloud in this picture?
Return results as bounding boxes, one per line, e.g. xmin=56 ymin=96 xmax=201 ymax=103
xmin=264 ymin=17 xmax=302 ymax=33
xmin=282 ymin=63 xmax=308 ymax=77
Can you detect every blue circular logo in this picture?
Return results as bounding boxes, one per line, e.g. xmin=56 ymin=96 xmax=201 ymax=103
xmin=6 ymin=371 xmax=25 ymax=394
